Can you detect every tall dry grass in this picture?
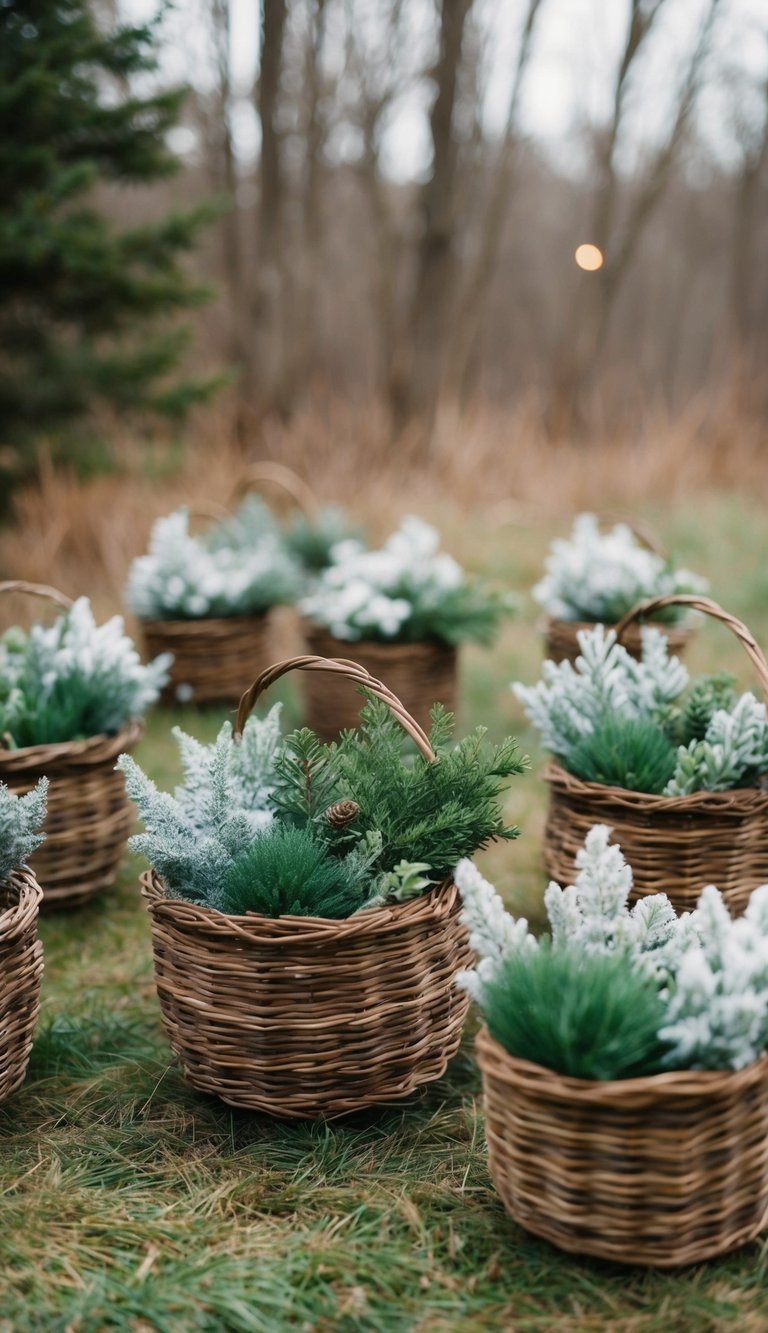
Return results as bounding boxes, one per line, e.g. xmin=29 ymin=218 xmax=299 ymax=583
xmin=1 ymin=392 xmax=765 ymax=622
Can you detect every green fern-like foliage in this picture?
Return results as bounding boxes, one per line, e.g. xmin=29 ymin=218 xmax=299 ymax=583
xmin=566 ymin=715 xmax=678 ymax=794
xmin=271 ymin=699 xmax=524 ymax=882
xmin=481 ymin=944 xmax=670 ymax=1081
xmin=217 ymin=824 xmax=372 ymax=918
xmin=676 ymin=672 xmax=738 ymax=745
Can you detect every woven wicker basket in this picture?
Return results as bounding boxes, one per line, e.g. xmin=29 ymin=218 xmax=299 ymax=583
xmin=141 ymin=611 xmax=271 ymax=707
xmin=477 ymin=1026 xmax=768 ymax=1267
xmin=0 ymin=868 xmax=44 ymax=1102
xmin=542 ymin=594 xmax=768 ymax=914
xmin=142 ymin=656 xmax=472 ymax=1117
xmin=301 ymin=624 xmax=457 ymax=741
xmin=0 ymin=581 xmax=142 ymax=909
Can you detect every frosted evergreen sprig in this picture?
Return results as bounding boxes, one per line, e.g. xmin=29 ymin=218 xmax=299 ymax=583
xmin=456 ymin=824 xmax=768 ymax=1072
xmin=513 ymin=625 xmax=688 ymax=759
xmin=299 ymin=516 xmax=513 ymax=646
xmin=514 ymin=625 xmax=768 ymax=796
xmin=534 ymin=512 xmax=708 ymax=623
xmin=0 ymin=598 xmax=170 ymax=748
xmin=0 ymin=779 xmax=47 ymax=883
xmin=117 ymin=709 xmax=280 ymax=903
xmin=126 ymin=508 xmax=301 ymax=620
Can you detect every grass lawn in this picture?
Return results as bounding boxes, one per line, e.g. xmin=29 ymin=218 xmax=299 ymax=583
xmin=2 ymin=495 xmax=768 ymax=1330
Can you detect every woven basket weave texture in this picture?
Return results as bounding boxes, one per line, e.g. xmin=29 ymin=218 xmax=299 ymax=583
xmin=143 ymin=655 xmax=472 ymax=1116
xmin=301 ymin=624 xmax=457 ymax=740
xmin=0 ymin=869 xmax=43 ymax=1102
xmin=542 ymin=595 xmax=768 ymax=914
xmin=477 ymin=1027 xmax=768 ymax=1267
xmin=0 ymin=580 xmax=141 ymax=908
xmin=141 ymin=612 xmax=271 ymax=707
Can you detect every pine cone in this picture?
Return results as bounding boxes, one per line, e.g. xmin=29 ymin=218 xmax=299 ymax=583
xmin=324 ymin=799 xmax=360 ymax=829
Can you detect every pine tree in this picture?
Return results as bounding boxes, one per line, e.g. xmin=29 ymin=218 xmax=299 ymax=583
xmin=0 ymin=0 xmax=217 ymax=489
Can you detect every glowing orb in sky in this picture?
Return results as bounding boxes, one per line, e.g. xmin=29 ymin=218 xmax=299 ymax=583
xmin=574 ymin=243 xmax=604 ymax=271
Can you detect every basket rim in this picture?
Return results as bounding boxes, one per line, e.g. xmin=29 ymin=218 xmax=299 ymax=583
xmin=0 ymin=867 xmax=42 ymax=939
xmin=140 ymin=610 xmax=271 ymax=631
xmin=537 ymin=613 xmax=693 ymax=636
xmin=302 ymin=619 xmax=459 ymax=655
xmin=476 ymin=1026 xmax=768 ymax=1103
xmin=543 ymin=758 xmax=768 ymax=814
xmin=142 ymin=867 xmax=458 ymax=944
xmin=0 ymin=720 xmax=143 ymax=772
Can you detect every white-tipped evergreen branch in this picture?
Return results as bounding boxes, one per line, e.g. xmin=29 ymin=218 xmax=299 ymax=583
xmin=0 ymin=778 xmax=47 ymax=882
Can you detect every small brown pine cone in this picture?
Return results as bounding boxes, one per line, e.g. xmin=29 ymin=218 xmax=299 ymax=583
xmin=324 ymin=799 xmax=360 ymax=829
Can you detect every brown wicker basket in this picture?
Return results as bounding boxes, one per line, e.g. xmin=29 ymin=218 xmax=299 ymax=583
xmin=141 ymin=611 xmax=271 ymax=707
xmin=0 ymin=868 xmax=44 ymax=1102
xmin=540 ymin=614 xmax=693 ymax=667
xmin=301 ymin=624 xmax=457 ymax=741
xmin=477 ymin=1026 xmax=768 ymax=1267
xmin=0 ymin=581 xmax=142 ymax=909
xmin=542 ymin=595 xmax=768 ymax=914
xmin=142 ymin=656 xmax=472 ymax=1117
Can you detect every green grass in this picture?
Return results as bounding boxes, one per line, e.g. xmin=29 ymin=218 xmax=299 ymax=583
xmin=4 ymin=496 xmax=768 ymax=1330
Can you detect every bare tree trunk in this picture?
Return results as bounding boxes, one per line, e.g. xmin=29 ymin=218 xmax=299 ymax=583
xmin=248 ymin=0 xmax=290 ymax=420
xmin=549 ymin=0 xmax=721 ymax=437
xmin=392 ymin=0 xmax=474 ymax=427
xmin=446 ymin=0 xmax=544 ymax=402
xmin=291 ymin=0 xmax=328 ymax=391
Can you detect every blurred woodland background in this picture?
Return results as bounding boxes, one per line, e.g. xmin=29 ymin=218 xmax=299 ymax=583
xmin=1 ymin=0 xmax=767 ymax=594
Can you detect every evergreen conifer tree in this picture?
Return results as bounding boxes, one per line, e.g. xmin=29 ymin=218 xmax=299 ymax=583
xmin=0 ymin=0 xmax=216 ymax=487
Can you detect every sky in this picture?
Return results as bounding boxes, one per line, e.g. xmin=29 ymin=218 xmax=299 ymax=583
xmin=125 ymin=0 xmax=768 ymax=179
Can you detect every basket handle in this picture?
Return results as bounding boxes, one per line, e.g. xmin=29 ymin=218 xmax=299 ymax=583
xmin=0 ymin=580 xmax=74 ymax=612
xmin=597 ymin=513 xmax=666 ymax=559
xmin=234 ymin=655 xmax=437 ymax=761
xmin=185 ymin=501 xmax=231 ymax=527
xmin=615 ymin=594 xmax=768 ymax=702
xmin=228 ymin=462 xmax=320 ymax=520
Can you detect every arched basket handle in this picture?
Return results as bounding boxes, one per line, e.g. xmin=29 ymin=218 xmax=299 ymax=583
xmin=185 ymin=501 xmax=231 ymax=527
xmin=234 ymin=655 xmax=437 ymax=761
xmin=228 ymin=462 xmax=320 ymax=520
xmin=0 ymin=580 xmax=74 ymax=612
xmin=615 ymin=595 xmax=768 ymax=702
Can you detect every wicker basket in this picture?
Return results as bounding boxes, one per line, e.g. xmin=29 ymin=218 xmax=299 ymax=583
xmin=477 ymin=1026 xmax=768 ymax=1267
xmin=542 ymin=594 xmax=768 ymax=914
xmin=227 ymin=461 xmax=321 ymax=520
xmin=142 ymin=656 xmax=472 ymax=1117
xmin=0 ymin=868 xmax=44 ymax=1102
xmin=141 ymin=611 xmax=271 ymax=707
xmin=0 ymin=581 xmax=142 ymax=909
xmin=540 ymin=614 xmax=693 ymax=667
xmin=301 ymin=624 xmax=457 ymax=741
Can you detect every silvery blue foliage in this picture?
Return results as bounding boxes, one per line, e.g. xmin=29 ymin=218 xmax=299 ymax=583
xmin=126 ymin=508 xmax=301 ymax=620
xmin=117 ymin=707 xmax=280 ymax=904
xmin=514 ymin=625 xmax=768 ymax=796
xmin=665 ymin=692 xmax=768 ymax=795
xmin=456 ymin=824 xmax=768 ymax=1071
xmin=299 ymin=515 xmax=511 ymax=645
xmin=0 ymin=597 xmax=170 ymax=745
xmin=534 ymin=512 xmax=708 ymax=622
xmin=513 ymin=625 xmax=689 ymax=759
xmin=659 ymin=884 xmax=768 ymax=1070
xmin=0 ymin=778 xmax=47 ymax=883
